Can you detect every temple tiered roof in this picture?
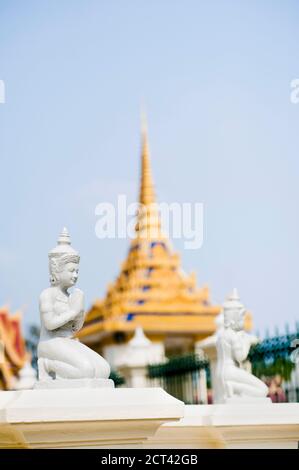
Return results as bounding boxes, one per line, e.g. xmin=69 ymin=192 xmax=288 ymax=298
xmin=78 ymin=124 xmax=221 ymax=343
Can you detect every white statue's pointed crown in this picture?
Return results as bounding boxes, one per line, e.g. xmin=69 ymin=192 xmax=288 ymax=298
xmin=58 ymin=227 xmax=71 ymax=245
xmin=223 ymin=287 xmax=245 ymax=312
xmin=49 ymin=227 xmax=79 ymax=258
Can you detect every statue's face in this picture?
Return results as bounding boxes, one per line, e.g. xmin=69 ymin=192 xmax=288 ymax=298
xmin=58 ymin=262 xmax=79 ymax=289
xmin=229 ymin=308 xmax=245 ymax=331
xmin=235 ymin=314 xmax=244 ymax=331
xmin=234 ymin=308 xmax=245 ymax=331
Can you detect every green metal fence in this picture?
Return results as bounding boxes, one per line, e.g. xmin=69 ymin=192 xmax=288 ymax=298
xmin=249 ymin=330 xmax=299 ymax=403
xmin=147 ymin=354 xmax=210 ymax=404
xmin=110 ymin=370 xmax=125 ymax=387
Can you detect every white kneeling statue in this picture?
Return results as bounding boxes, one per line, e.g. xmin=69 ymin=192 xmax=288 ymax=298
xmin=216 ymin=289 xmax=268 ymax=402
xmin=36 ymin=228 xmax=112 ymax=388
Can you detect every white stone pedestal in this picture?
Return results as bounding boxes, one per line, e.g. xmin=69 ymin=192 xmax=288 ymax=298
xmin=0 ymin=387 xmax=184 ymax=449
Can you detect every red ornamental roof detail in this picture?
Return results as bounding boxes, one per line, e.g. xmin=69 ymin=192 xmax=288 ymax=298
xmin=0 ymin=307 xmax=27 ymax=369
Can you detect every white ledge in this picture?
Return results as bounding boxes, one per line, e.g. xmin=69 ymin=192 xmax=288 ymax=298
xmin=1 ymin=390 xmax=299 ymax=449
xmin=146 ymin=403 xmax=299 ymax=449
xmin=0 ymin=387 xmax=184 ymax=448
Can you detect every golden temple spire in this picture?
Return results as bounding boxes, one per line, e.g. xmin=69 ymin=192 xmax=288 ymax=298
xmin=139 ymin=113 xmax=156 ymax=206
xmin=136 ymin=115 xmax=161 ymax=237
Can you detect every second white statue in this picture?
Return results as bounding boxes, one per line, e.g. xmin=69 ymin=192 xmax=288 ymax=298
xmin=35 ymin=228 xmax=113 ymax=389
xmin=216 ymin=289 xmax=268 ymax=403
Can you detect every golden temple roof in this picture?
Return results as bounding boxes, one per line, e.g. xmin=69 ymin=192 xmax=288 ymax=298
xmin=78 ymin=123 xmax=221 ymax=341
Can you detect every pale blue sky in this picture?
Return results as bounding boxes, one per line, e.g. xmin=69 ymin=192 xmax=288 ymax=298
xmin=0 ymin=0 xmax=298 ymax=336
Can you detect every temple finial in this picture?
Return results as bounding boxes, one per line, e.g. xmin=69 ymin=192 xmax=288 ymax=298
xmin=140 ymin=108 xmax=148 ymax=137
xmin=139 ymin=113 xmax=156 ymax=206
